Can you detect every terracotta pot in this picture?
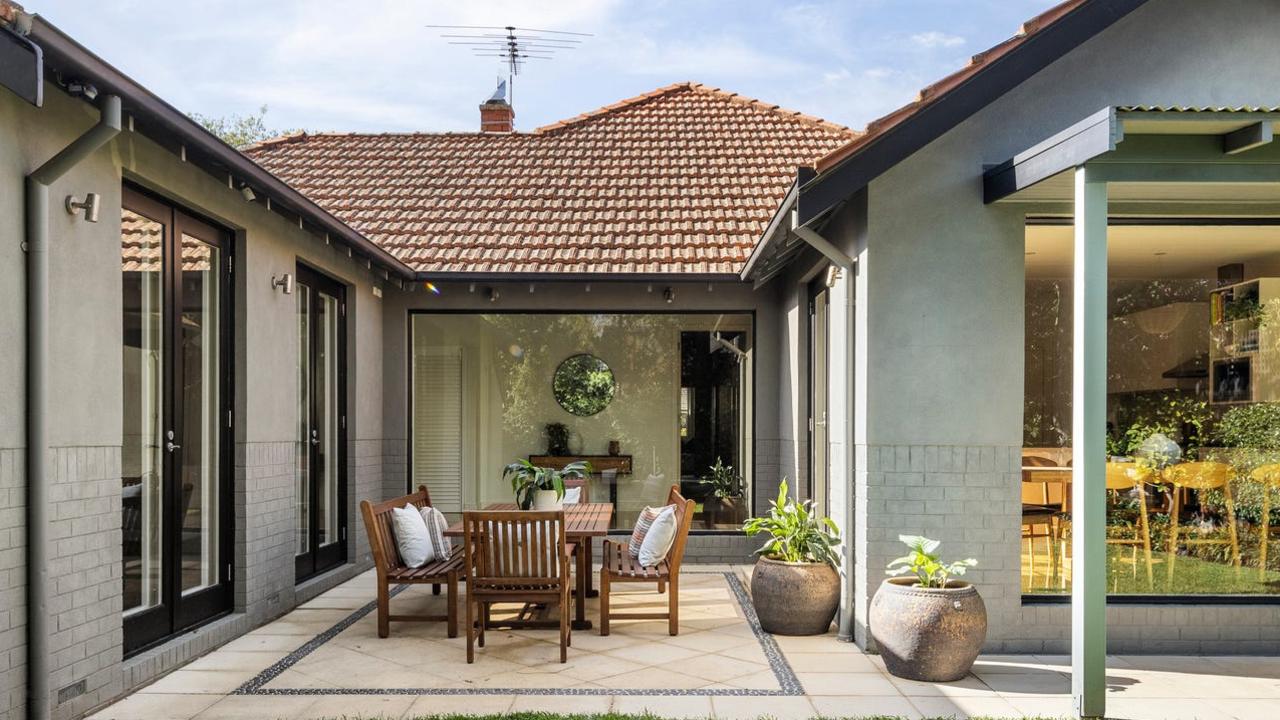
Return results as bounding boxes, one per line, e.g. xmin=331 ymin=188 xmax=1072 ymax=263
xmin=532 ymin=489 xmax=560 ymax=511
xmin=869 ymin=577 xmax=987 ymax=682
xmin=750 ymin=556 xmax=839 ymax=635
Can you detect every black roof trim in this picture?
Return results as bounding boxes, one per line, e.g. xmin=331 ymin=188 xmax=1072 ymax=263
xmin=796 ymin=0 xmax=1150 ymax=226
xmin=27 ymin=15 xmax=416 ymax=280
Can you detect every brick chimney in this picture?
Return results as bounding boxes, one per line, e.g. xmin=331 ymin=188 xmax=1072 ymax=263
xmin=479 ymin=81 xmax=514 ymax=133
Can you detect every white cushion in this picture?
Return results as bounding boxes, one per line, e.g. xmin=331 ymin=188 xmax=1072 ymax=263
xmin=630 ymin=504 xmax=672 ymax=557
xmin=418 ymin=505 xmax=452 ymax=563
xmin=562 ymin=487 xmax=582 ymax=504
xmin=638 ymin=504 xmax=678 ymax=567
xmin=391 ymin=505 xmax=431 ymax=567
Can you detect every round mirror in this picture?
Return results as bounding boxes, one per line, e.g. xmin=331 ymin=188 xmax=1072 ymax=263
xmin=553 ymin=354 xmax=616 ymax=417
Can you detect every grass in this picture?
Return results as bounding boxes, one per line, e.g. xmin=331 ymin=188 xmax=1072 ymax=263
xmin=1024 ymin=543 xmax=1280 ymax=594
xmin=378 ymin=714 xmax=1063 ymax=720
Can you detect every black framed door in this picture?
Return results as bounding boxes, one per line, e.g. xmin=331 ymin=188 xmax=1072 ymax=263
xmin=121 ymin=185 xmax=233 ymax=655
xmin=808 ymin=275 xmax=830 ymax=515
xmin=295 ymin=264 xmax=347 ymax=581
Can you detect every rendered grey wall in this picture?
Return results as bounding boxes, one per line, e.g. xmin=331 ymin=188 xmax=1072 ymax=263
xmin=0 ymin=77 xmax=396 ymax=720
xmin=828 ymin=0 xmax=1280 ymax=651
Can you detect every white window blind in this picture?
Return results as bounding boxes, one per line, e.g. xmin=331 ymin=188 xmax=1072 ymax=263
xmin=412 ymin=346 xmax=464 ymax=512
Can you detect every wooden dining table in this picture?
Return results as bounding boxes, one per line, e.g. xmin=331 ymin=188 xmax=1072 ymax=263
xmin=443 ymin=502 xmax=613 ymax=631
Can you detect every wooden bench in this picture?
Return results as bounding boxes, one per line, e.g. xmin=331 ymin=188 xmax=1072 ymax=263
xmin=599 ymin=485 xmax=695 ymax=636
xmin=360 ymin=485 xmax=464 ymax=638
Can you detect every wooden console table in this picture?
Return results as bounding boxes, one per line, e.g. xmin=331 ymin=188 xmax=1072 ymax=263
xmin=528 ymin=455 xmax=633 ymax=510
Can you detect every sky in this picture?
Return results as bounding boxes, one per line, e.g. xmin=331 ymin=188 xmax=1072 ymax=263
xmin=35 ymin=0 xmax=1059 ymax=135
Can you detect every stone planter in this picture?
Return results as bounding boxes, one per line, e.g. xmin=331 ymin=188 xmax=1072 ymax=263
xmin=869 ymin=577 xmax=987 ymax=682
xmin=750 ymin=556 xmax=839 ymax=635
xmin=532 ymin=489 xmax=561 ymax=511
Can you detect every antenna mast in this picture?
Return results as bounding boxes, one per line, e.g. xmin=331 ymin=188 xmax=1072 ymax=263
xmin=427 ymin=24 xmax=592 ymax=108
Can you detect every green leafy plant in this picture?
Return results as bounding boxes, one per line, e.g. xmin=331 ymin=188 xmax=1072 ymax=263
xmin=503 ymin=459 xmax=590 ymax=510
xmin=743 ymin=479 xmax=840 ymax=566
xmin=700 ymin=457 xmax=742 ymax=499
xmin=886 ymin=535 xmax=977 ymax=589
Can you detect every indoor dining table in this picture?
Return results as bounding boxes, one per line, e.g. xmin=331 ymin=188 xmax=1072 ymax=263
xmin=444 ymin=502 xmax=613 ymax=631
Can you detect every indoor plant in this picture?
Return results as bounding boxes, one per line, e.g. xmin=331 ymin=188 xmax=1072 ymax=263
xmin=870 ymin=535 xmax=985 ymax=682
xmin=701 ymin=457 xmax=744 ymax=526
xmin=504 ymin=459 xmax=589 ymax=510
xmin=743 ymin=479 xmax=841 ymax=635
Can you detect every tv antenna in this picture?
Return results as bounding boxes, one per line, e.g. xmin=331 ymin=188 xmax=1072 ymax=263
xmin=426 ymin=24 xmax=591 ymax=107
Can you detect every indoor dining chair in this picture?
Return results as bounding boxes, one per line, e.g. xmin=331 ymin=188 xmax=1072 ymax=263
xmin=1163 ymin=461 xmax=1240 ymax=582
xmin=1105 ymin=461 xmax=1155 ymax=588
xmin=1249 ymin=463 xmax=1280 ymax=577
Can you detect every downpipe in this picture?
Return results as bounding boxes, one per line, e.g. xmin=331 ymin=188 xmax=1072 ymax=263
xmin=25 ymin=93 xmax=120 ymax=720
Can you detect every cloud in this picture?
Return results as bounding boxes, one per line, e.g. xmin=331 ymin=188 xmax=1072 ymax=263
xmin=910 ymin=30 xmax=965 ymax=49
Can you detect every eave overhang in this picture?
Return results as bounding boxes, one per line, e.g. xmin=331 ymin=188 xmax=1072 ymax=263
xmin=23 ymin=14 xmax=417 ymax=281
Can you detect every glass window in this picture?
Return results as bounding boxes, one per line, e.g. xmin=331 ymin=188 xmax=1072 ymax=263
xmin=1023 ymin=222 xmax=1280 ymax=596
xmin=410 ymin=313 xmax=753 ymax=530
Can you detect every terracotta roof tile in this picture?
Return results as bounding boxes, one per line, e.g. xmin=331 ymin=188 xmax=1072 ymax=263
xmin=245 ymin=82 xmax=855 ymax=274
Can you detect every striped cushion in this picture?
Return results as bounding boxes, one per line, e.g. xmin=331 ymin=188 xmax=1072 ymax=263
xmin=629 ymin=504 xmax=675 ymax=558
xmin=418 ymin=505 xmax=452 ymax=563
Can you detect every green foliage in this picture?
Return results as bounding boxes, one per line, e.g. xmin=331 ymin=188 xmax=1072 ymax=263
xmin=1106 ymin=393 xmax=1211 ymax=459
xmin=189 ymin=104 xmax=300 ymax=149
xmin=743 ymin=479 xmax=840 ymax=566
xmin=886 ymin=535 xmax=977 ymax=589
xmin=1217 ymin=402 xmax=1280 ymax=453
xmin=1201 ymin=403 xmax=1280 ymax=527
xmin=700 ymin=457 xmax=742 ymax=499
xmin=504 ymin=459 xmax=590 ymax=509
xmin=552 ymin=354 xmax=616 ymax=417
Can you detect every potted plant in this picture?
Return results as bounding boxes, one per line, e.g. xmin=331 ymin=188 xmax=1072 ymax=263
xmin=545 ymin=423 xmax=571 ymax=456
xmin=701 ymin=457 xmax=744 ymax=527
xmin=743 ymin=479 xmax=841 ymax=635
xmin=504 ymin=459 xmax=590 ymax=510
xmin=870 ymin=535 xmax=985 ymax=682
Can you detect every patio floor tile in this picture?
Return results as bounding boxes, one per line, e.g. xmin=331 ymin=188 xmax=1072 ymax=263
xmin=612 ymin=694 xmax=716 ymax=718
xmin=1105 ymin=697 xmax=1238 ymax=720
xmin=785 ymin=651 xmax=882 ymax=674
xmin=509 ymin=694 xmax=615 ymax=714
xmin=403 ymin=694 xmax=517 ymax=716
xmin=907 ymin=694 xmax=1025 ymax=719
xmin=190 ymin=695 xmax=319 ymax=720
xmin=711 ymin=695 xmax=816 ymax=720
xmin=795 ymin=671 xmax=899 ymax=696
xmin=294 ymin=694 xmax=414 ymax=719
xmin=85 ymin=693 xmax=221 ymax=720
xmin=137 ymin=670 xmax=256 ymax=695
xmin=809 ymin=694 xmax=923 ymax=719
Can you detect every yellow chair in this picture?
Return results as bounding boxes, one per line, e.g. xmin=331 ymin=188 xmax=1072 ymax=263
xmin=1248 ymin=463 xmax=1280 ymax=577
xmin=1105 ymin=462 xmax=1155 ymax=588
xmin=1163 ymin=461 xmax=1240 ymax=582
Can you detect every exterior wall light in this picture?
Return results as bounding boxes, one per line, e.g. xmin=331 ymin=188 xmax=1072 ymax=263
xmin=240 ymin=185 xmax=257 ymax=202
xmin=487 ymin=287 xmax=500 ymax=303
xmin=271 ymin=273 xmax=294 ymax=294
xmin=64 ymin=192 xmax=100 ymax=222
xmin=664 ymin=287 xmax=675 ymax=304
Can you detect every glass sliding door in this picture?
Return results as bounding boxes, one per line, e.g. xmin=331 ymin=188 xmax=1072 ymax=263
xmin=295 ymin=265 xmax=347 ymax=581
xmin=809 ymin=277 xmax=831 ymax=515
xmin=121 ymin=186 xmax=233 ymax=655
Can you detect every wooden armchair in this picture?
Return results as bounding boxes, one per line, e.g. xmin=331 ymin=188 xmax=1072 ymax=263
xmin=359 ymin=485 xmax=464 ymax=638
xmin=600 ymin=485 xmax=695 ymax=636
xmin=462 ymin=510 xmax=575 ymax=663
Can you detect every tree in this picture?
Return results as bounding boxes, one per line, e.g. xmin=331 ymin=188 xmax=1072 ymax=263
xmin=189 ymin=104 xmax=300 ymax=148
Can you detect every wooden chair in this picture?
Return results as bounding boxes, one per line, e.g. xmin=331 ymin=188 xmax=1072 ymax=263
xmin=359 ymin=485 xmax=463 ymax=639
xmin=1249 ymin=463 xmax=1280 ymax=577
xmin=1021 ymin=456 xmax=1063 ymax=587
xmin=600 ymin=485 xmax=695 ymax=636
xmin=1164 ymin=461 xmax=1240 ymax=581
xmin=564 ymin=476 xmax=590 ymax=503
xmin=462 ymin=509 xmax=574 ymax=663
xmin=1105 ymin=461 xmax=1155 ymax=588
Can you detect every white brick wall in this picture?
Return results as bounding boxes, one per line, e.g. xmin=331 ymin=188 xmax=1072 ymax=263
xmin=0 ymin=448 xmax=26 ymax=720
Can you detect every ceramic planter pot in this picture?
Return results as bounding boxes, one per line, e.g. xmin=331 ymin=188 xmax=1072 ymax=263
xmin=869 ymin=577 xmax=987 ymax=682
xmin=750 ymin=556 xmax=840 ymax=635
xmin=532 ymin=489 xmax=561 ymax=511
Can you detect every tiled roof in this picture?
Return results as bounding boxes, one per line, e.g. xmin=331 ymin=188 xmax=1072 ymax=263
xmin=244 ymin=82 xmax=855 ymax=275
xmin=814 ymin=0 xmax=1089 ymax=174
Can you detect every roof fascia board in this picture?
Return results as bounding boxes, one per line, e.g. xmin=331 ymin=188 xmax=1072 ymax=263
xmin=416 ymin=272 xmax=746 ymax=283
xmin=797 ymin=0 xmax=1149 ymax=226
xmin=984 ymin=107 xmax=1120 ymax=203
xmin=28 ymin=16 xmax=416 ymax=280
xmin=740 ymin=179 xmax=800 ymax=280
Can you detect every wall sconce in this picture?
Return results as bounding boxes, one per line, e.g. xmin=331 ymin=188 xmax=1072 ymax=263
xmin=240 ymin=185 xmax=257 ymax=202
xmin=487 ymin=287 xmax=500 ymax=303
xmin=663 ymin=287 xmax=675 ymax=304
xmin=271 ymin=273 xmax=294 ymax=294
xmin=825 ymin=265 xmax=842 ymax=288
xmin=65 ymin=193 xmax=100 ymax=223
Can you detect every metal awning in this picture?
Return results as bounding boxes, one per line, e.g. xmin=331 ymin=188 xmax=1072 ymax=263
xmin=984 ymin=106 xmax=1280 ymax=209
